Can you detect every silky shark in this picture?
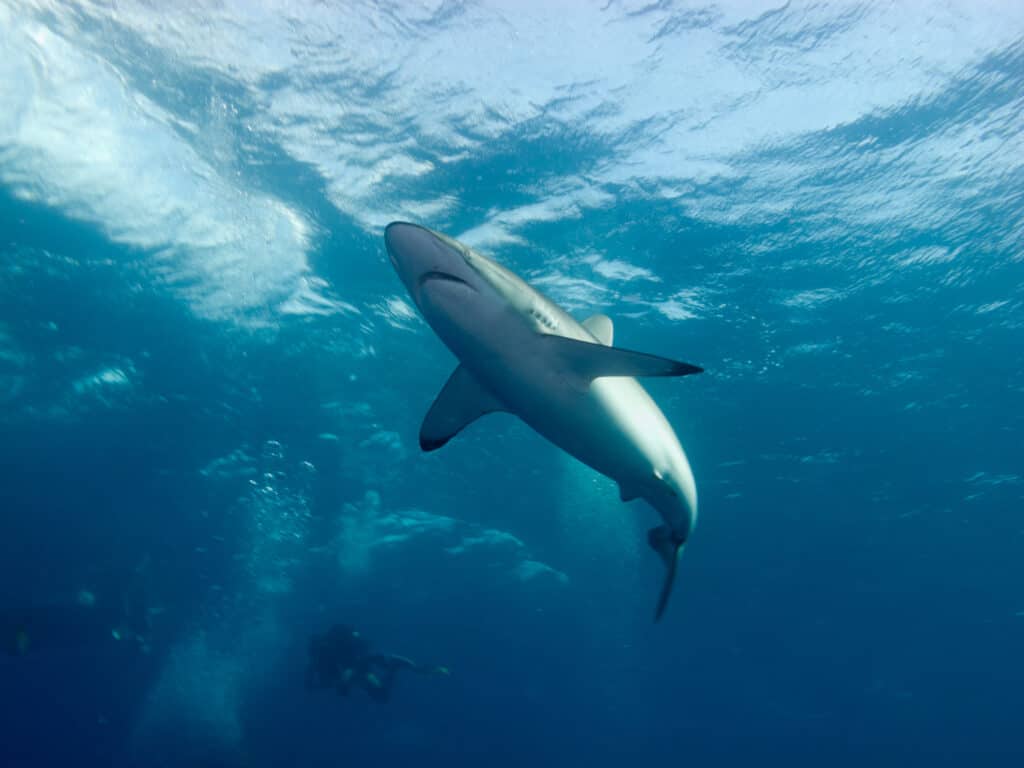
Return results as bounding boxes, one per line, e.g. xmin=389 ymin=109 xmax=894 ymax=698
xmin=385 ymin=222 xmax=703 ymax=621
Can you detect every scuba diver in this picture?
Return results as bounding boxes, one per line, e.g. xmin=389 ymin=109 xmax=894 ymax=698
xmin=305 ymin=623 xmax=448 ymax=702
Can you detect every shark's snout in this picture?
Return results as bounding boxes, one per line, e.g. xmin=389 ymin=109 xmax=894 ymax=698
xmin=385 ymin=221 xmax=477 ymax=303
xmin=385 ymin=222 xmax=429 ymax=275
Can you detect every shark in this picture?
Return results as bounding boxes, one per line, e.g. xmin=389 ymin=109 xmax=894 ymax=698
xmin=384 ymin=222 xmax=703 ymax=621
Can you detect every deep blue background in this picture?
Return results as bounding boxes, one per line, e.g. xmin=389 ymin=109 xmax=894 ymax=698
xmin=2 ymin=3 xmax=1023 ymax=767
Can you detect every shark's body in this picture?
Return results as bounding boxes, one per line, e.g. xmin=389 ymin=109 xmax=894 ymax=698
xmin=385 ymin=222 xmax=703 ymax=620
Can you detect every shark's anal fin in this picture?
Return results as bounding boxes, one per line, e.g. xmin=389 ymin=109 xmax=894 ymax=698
xmin=543 ymin=335 xmax=703 ymax=380
xmin=648 ymin=525 xmax=685 ymax=622
xmin=419 ymin=364 xmax=505 ymax=452
xmin=581 ymin=313 xmax=614 ymax=345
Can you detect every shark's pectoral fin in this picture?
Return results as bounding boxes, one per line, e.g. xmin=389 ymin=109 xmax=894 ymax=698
xmin=419 ymin=365 xmax=505 ymax=452
xmin=648 ymin=525 xmax=685 ymax=622
xmin=581 ymin=313 xmax=614 ymax=345
xmin=543 ymin=335 xmax=703 ymax=380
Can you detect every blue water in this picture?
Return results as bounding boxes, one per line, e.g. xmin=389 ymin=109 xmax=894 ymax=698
xmin=2 ymin=2 xmax=1023 ymax=766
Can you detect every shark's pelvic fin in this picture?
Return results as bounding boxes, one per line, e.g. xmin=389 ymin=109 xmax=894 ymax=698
xmin=543 ymin=335 xmax=703 ymax=380
xmin=581 ymin=313 xmax=614 ymax=345
xmin=619 ymin=483 xmax=640 ymax=502
xmin=648 ymin=524 xmax=685 ymax=622
xmin=419 ymin=364 xmax=505 ymax=452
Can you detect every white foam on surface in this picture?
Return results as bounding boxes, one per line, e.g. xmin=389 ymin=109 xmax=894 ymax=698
xmin=4 ymin=0 xmax=1022 ymax=326
xmin=1 ymin=4 xmax=317 ymax=323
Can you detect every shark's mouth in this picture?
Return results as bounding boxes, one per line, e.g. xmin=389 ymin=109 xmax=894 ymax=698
xmin=418 ymin=270 xmax=474 ymax=290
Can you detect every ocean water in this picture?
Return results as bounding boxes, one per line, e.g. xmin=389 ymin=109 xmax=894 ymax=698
xmin=1 ymin=1 xmax=1022 ymax=766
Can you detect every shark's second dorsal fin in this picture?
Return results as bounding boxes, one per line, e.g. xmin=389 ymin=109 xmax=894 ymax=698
xmin=420 ymin=365 xmax=505 ymax=452
xmin=543 ymin=335 xmax=703 ymax=380
xmin=582 ymin=313 xmax=614 ymax=345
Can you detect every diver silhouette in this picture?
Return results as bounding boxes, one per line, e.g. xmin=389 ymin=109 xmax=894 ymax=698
xmin=305 ymin=623 xmax=448 ymax=702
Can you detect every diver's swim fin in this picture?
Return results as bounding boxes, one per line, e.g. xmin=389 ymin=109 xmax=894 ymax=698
xmin=411 ymin=661 xmax=449 ymax=677
xmin=648 ymin=525 xmax=685 ymax=622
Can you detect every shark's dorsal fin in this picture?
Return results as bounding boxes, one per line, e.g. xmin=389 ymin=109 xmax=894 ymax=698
xmin=582 ymin=313 xmax=613 ymax=345
xmin=420 ymin=365 xmax=505 ymax=452
xmin=543 ymin=335 xmax=703 ymax=380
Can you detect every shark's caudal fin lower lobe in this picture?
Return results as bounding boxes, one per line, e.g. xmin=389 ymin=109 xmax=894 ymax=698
xmin=648 ymin=525 xmax=685 ymax=622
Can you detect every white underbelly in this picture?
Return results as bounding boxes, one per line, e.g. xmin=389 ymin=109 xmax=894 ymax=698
xmin=502 ymin=372 xmax=669 ymax=486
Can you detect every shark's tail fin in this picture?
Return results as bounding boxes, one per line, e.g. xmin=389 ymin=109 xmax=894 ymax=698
xmin=648 ymin=525 xmax=685 ymax=622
